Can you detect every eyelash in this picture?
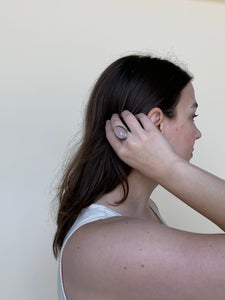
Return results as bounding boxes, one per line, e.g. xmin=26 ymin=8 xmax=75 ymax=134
xmin=193 ymin=114 xmax=199 ymax=120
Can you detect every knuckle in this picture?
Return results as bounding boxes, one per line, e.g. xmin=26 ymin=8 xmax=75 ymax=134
xmin=128 ymin=139 xmax=139 ymax=152
xmin=141 ymin=134 xmax=148 ymax=143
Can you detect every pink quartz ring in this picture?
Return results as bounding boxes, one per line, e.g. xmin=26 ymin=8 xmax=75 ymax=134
xmin=114 ymin=125 xmax=129 ymax=141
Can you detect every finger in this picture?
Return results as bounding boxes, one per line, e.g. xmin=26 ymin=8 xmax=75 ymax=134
xmin=121 ymin=110 xmax=144 ymax=134
xmin=110 ymin=113 xmax=129 ymax=131
xmin=136 ymin=113 xmax=158 ymax=132
xmin=105 ymin=120 xmax=123 ymax=153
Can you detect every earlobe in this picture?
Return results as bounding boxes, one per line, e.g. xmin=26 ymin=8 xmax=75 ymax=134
xmin=147 ymin=108 xmax=164 ymax=132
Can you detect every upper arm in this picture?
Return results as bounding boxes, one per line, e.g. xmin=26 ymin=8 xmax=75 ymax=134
xmin=64 ymin=217 xmax=225 ymax=300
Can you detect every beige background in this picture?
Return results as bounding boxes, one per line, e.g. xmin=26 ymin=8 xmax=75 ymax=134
xmin=1 ymin=0 xmax=225 ymax=299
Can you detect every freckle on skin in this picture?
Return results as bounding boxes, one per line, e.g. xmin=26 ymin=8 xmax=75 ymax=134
xmin=77 ymin=246 xmax=80 ymax=249
xmin=124 ymin=266 xmax=127 ymax=270
xmin=141 ymin=264 xmax=144 ymax=268
xmin=147 ymin=232 xmax=149 ymax=234
xmin=139 ymin=248 xmax=142 ymax=251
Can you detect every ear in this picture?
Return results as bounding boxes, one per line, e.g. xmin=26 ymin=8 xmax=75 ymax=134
xmin=147 ymin=108 xmax=164 ymax=132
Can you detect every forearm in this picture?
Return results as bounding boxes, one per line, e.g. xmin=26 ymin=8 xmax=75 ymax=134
xmin=160 ymin=159 xmax=225 ymax=231
xmin=106 ymin=112 xmax=225 ymax=230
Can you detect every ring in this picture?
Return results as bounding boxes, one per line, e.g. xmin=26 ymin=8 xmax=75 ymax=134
xmin=114 ymin=125 xmax=129 ymax=141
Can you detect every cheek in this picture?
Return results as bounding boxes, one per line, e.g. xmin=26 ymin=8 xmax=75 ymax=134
xmin=163 ymin=125 xmax=180 ymax=147
xmin=164 ymin=122 xmax=183 ymax=139
xmin=164 ymin=124 xmax=193 ymax=148
xmin=163 ymin=122 xmax=195 ymax=160
xmin=177 ymin=124 xmax=189 ymax=141
xmin=179 ymin=124 xmax=196 ymax=144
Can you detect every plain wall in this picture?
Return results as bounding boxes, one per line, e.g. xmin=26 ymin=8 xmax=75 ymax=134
xmin=1 ymin=0 xmax=225 ymax=299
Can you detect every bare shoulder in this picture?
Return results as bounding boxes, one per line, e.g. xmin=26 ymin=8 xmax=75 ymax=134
xmin=63 ymin=216 xmax=225 ymax=300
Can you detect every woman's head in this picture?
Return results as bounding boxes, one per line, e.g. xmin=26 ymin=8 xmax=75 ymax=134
xmin=53 ymin=54 xmax=193 ymax=257
xmin=85 ymin=54 xmax=192 ymax=133
xmin=85 ymin=54 xmax=197 ymax=162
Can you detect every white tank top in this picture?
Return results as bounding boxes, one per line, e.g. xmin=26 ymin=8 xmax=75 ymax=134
xmin=57 ymin=202 xmax=166 ymax=300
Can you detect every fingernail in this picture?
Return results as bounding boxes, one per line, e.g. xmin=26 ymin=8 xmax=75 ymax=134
xmin=121 ymin=110 xmax=129 ymax=116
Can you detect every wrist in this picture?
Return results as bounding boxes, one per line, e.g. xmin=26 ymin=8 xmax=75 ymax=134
xmin=157 ymin=153 xmax=185 ymax=185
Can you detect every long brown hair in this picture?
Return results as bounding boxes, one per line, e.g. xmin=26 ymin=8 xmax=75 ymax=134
xmin=53 ymin=54 xmax=192 ymax=258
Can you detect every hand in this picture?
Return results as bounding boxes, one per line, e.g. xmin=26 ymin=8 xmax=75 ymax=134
xmin=105 ymin=110 xmax=179 ymax=183
xmin=106 ymin=111 xmax=225 ymax=230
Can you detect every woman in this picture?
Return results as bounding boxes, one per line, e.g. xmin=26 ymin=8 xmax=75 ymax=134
xmin=53 ymin=55 xmax=225 ymax=299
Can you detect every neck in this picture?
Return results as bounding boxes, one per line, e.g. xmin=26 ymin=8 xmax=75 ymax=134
xmin=97 ymin=170 xmax=158 ymax=218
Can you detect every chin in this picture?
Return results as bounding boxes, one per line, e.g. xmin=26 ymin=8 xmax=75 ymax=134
xmin=180 ymin=152 xmax=192 ymax=162
xmin=187 ymin=153 xmax=193 ymax=162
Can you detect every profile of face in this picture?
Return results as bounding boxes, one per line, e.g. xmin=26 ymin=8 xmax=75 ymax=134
xmin=162 ymin=82 xmax=201 ymax=161
xmin=149 ymin=82 xmax=201 ymax=161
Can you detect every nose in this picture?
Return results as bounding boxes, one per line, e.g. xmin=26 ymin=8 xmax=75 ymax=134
xmin=195 ymin=127 xmax=202 ymax=140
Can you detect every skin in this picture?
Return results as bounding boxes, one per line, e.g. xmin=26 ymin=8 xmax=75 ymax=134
xmin=161 ymin=82 xmax=201 ymax=161
xmin=62 ymin=82 xmax=225 ymax=300
xmin=148 ymin=82 xmax=201 ymax=161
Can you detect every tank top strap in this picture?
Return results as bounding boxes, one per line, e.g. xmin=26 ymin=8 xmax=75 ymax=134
xmin=58 ymin=203 xmax=122 ymax=300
